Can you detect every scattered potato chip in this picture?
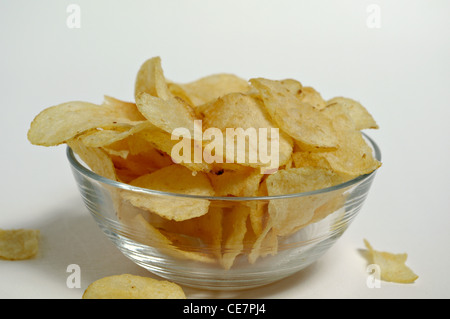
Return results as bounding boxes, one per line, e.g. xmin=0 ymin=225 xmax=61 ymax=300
xmin=364 ymin=239 xmax=418 ymax=284
xmin=178 ymin=73 xmax=251 ymax=108
xmin=0 ymin=229 xmax=40 ymax=260
xmin=82 ymin=273 xmax=186 ymax=299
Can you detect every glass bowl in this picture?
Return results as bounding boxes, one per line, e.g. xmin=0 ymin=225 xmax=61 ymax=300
xmin=67 ymin=134 xmax=381 ymax=291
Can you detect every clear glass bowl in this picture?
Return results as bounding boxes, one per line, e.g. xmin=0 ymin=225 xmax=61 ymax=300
xmin=67 ymin=134 xmax=381 ymax=291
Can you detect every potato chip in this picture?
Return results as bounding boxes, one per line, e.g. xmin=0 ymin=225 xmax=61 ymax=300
xmin=208 ymin=167 xmax=263 ymax=197
xmin=301 ymin=86 xmax=326 ymax=110
xmin=250 ymin=78 xmax=338 ymax=151
xmin=82 ymin=273 xmax=186 ymax=299
xmin=221 ymin=205 xmax=250 ymax=270
xmin=135 ymin=127 xmax=212 ymax=173
xmin=364 ymin=239 xmax=418 ymax=284
xmin=132 ymin=214 xmax=216 ymax=264
xmin=134 ymin=56 xmax=172 ymax=100
xmin=292 ymin=151 xmax=332 ymax=171
xmin=27 ymin=101 xmax=141 ymax=147
xmin=148 ymin=206 xmax=223 ymax=261
xmin=291 ymin=103 xmax=382 ymax=178
xmin=122 ymin=165 xmax=214 ymax=221
xmin=0 ymin=229 xmax=40 ymax=260
xmin=246 ymin=179 xmax=269 ymax=237
xmin=248 ymin=220 xmax=277 ymax=264
xmin=167 ymin=82 xmax=195 ymax=107
xmin=326 ymin=97 xmax=378 ymax=130
xmin=266 ymin=167 xmax=346 ymax=236
xmin=201 ymin=92 xmax=293 ymax=169
xmin=102 ymin=95 xmax=147 ymax=122
xmin=78 ymin=122 xmax=152 ymax=148
xmin=309 ymin=192 xmax=346 ymax=226
xmin=67 ymin=137 xmax=118 ymax=181
xmin=178 ymin=73 xmax=251 ymax=108
xmin=136 ymin=92 xmax=201 ymax=138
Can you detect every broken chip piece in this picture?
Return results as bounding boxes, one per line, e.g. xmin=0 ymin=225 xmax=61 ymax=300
xmin=364 ymin=239 xmax=419 ymax=284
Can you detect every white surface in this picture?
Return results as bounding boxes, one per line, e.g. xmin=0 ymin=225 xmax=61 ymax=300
xmin=1 ymin=0 xmax=449 ymax=299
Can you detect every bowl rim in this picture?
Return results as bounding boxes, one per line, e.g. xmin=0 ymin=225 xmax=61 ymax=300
xmin=66 ymin=132 xmax=381 ymax=201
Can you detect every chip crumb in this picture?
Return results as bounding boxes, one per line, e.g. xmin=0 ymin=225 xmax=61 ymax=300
xmin=0 ymin=228 xmax=40 ymax=260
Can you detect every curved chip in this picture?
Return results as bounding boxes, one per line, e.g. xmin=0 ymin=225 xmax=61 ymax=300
xmin=27 ymin=101 xmax=141 ymax=147
xmin=326 ymin=97 xmax=378 ymax=130
xmin=82 ymin=273 xmax=186 ymax=299
xmin=178 ymin=73 xmax=251 ymax=107
xmin=364 ymin=239 xmax=418 ymax=284
xmin=250 ymin=78 xmax=338 ymax=151
xmin=122 ymin=165 xmax=215 ymax=221
xmin=134 ymin=56 xmax=172 ymax=100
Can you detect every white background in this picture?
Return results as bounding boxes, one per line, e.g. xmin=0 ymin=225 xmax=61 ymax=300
xmin=1 ymin=0 xmax=449 ymax=299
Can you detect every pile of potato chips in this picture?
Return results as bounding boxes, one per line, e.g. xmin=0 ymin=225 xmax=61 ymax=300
xmin=28 ymin=57 xmax=381 ymax=269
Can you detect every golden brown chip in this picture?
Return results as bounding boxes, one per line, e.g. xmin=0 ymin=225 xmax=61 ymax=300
xmin=201 ymin=92 xmax=293 ymax=170
xmin=178 ymin=73 xmax=251 ymax=107
xmin=78 ymin=122 xmax=152 ymax=148
xmin=67 ymin=137 xmax=118 ymax=181
xmin=136 ymin=92 xmax=200 ymax=138
xmin=208 ymin=167 xmax=263 ymax=197
xmin=221 ymin=205 xmax=250 ymax=270
xmin=250 ymin=78 xmax=338 ymax=151
xmin=364 ymin=239 xmax=418 ymax=284
xmin=135 ymin=126 xmax=212 ymax=173
xmin=326 ymin=97 xmax=378 ymax=130
xmin=82 ymin=273 xmax=186 ymax=299
xmin=27 ymin=101 xmax=141 ymax=147
xmin=0 ymin=229 xmax=40 ymax=260
xmin=248 ymin=220 xmax=277 ymax=264
xmin=266 ymin=167 xmax=346 ymax=236
xmin=102 ymin=95 xmax=147 ymax=122
xmin=132 ymin=214 xmax=216 ymax=264
xmin=148 ymin=206 xmax=223 ymax=261
xmin=301 ymin=86 xmax=327 ymax=110
xmin=122 ymin=165 xmax=215 ymax=221
xmin=134 ymin=56 xmax=172 ymax=100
